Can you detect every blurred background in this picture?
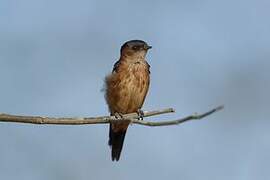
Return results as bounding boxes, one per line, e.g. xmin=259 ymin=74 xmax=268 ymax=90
xmin=0 ymin=0 xmax=269 ymax=179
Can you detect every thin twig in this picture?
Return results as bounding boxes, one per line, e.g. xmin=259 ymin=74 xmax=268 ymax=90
xmin=0 ymin=106 xmax=223 ymax=126
xmin=131 ymin=105 xmax=224 ymax=126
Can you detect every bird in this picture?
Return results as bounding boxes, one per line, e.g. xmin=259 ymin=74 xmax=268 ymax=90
xmin=104 ymin=40 xmax=152 ymax=161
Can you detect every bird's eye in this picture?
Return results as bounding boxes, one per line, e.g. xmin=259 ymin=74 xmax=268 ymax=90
xmin=132 ymin=46 xmax=139 ymax=50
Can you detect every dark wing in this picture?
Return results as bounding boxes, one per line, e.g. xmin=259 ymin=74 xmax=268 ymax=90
xmin=112 ymin=60 xmax=121 ymax=73
xmin=146 ymin=61 xmax=151 ymax=74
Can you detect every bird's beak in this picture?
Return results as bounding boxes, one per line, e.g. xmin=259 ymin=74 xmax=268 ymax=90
xmin=145 ymin=45 xmax=152 ymax=50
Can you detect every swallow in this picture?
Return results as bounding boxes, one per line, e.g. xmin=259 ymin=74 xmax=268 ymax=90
xmin=104 ymin=40 xmax=151 ymax=161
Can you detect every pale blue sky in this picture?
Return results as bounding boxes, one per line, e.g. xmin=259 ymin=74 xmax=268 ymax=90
xmin=0 ymin=0 xmax=269 ymax=180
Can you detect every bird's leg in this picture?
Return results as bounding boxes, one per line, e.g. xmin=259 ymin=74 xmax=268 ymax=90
xmin=136 ymin=109 xmax=144 ymax=120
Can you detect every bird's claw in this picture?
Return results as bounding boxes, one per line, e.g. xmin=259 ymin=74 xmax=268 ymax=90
xmin=114 ymin=112 xmax=124 ymax=120
xmin=137 ymin=109 xmax=144 ymax=120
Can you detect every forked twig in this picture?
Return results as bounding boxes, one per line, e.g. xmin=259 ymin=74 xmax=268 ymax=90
xmin=0 ymin=106 xmax=223 ymax=126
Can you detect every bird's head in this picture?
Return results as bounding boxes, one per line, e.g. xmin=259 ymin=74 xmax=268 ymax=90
xmin=120 ymin=40 xmax=152 ymax=59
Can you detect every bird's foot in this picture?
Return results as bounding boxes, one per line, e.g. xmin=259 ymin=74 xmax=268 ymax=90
xmin=137 ymin=109 xmax=144 ymax=120
xmin=114 ymin=112 xmax=124 ymax=120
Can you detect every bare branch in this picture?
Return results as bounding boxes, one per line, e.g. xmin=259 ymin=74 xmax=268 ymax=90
xmin=131 ymin=105 xmax=224 ymax=126
xmin=0 ymin=108 xmax=174 ymax=125
xmin=0 ymin=106 xmax=223 ymax=126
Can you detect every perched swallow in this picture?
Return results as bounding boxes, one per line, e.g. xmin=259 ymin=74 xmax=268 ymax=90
xmin=104 ymin=40 xmax=151 ymax=161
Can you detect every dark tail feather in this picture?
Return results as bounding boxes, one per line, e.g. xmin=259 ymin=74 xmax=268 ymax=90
xmin=109 ymin=124 xmax=127 ymax=161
